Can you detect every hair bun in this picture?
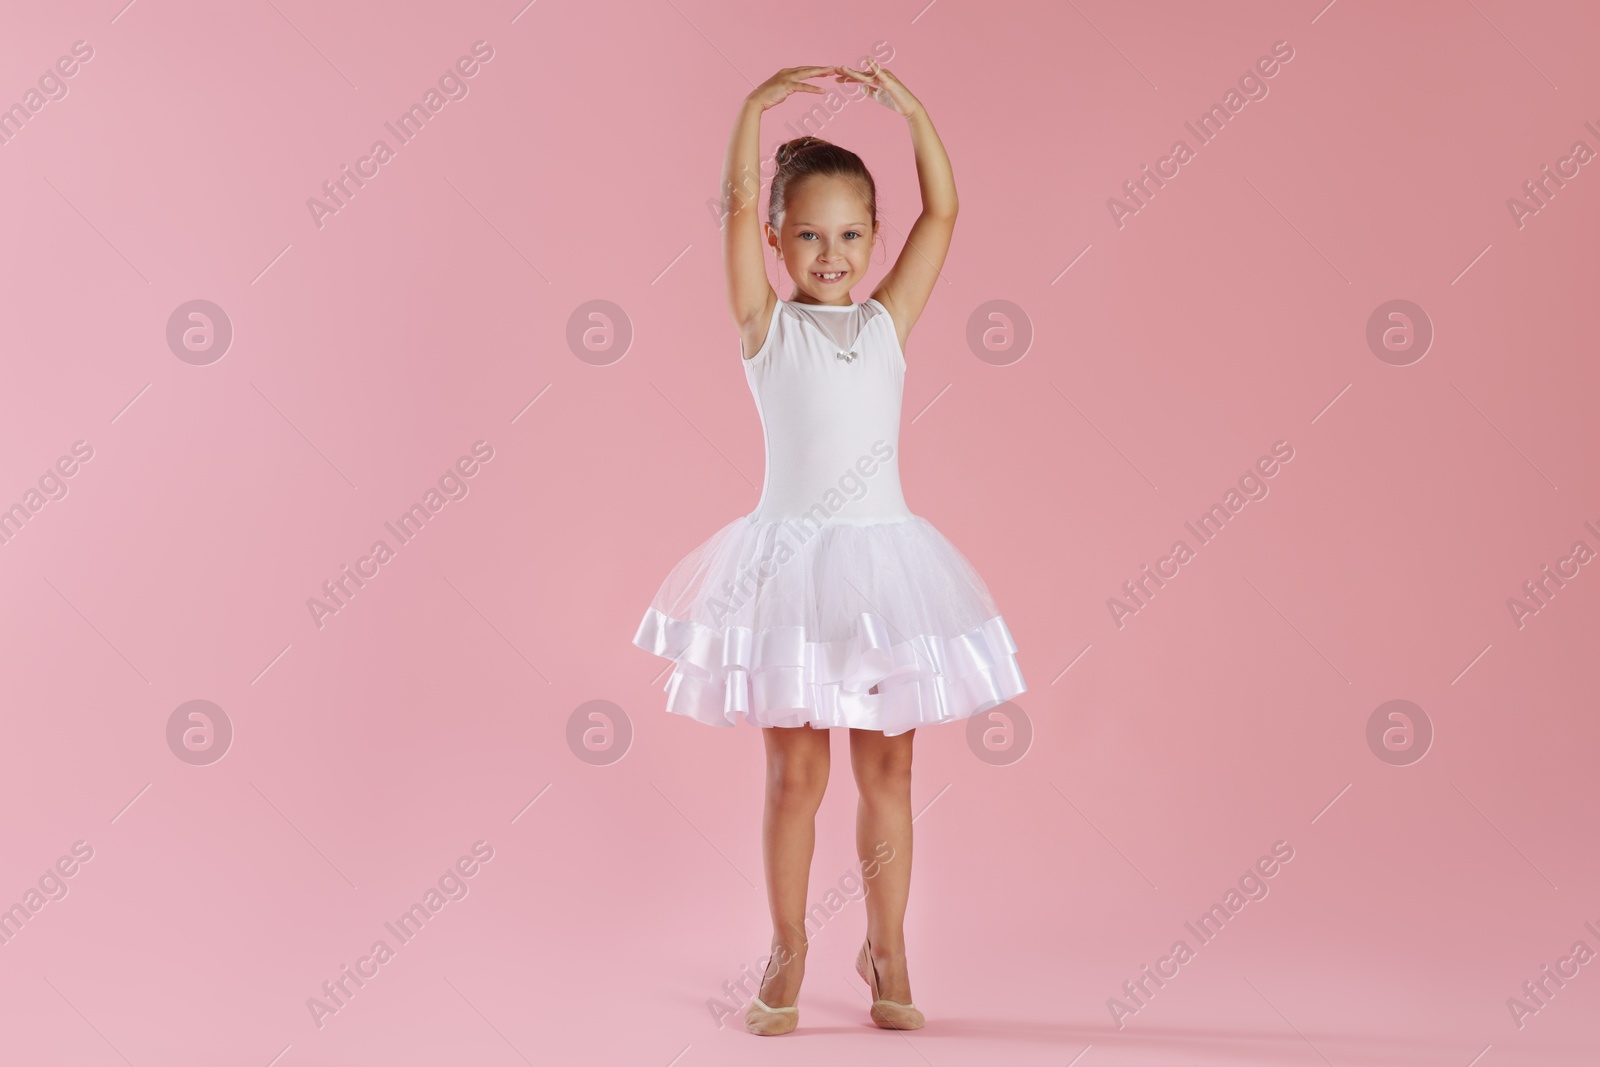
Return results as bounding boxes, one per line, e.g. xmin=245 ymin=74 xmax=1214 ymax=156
xmin=776 ymin=136 xmax=827 ymax=170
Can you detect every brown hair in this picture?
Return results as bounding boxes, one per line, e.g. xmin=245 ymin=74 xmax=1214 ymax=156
xmin=767 ymin=136 xmax=877 ymax=232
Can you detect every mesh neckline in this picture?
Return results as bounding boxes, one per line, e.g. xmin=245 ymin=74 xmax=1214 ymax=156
xmin=786 ymin=299 xmax=862 ymax=310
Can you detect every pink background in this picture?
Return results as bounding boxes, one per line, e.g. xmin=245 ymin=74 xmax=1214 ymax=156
xmin=2 ymin=1 xmax=1597 ymax=1064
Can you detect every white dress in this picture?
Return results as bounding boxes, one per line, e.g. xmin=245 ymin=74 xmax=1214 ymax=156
xmin=631 ymin=296 xmax=1026 ymax=736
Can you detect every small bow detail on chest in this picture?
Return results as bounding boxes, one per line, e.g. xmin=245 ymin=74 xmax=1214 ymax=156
xmin=835 ymin=350 xmax=858 ymax=364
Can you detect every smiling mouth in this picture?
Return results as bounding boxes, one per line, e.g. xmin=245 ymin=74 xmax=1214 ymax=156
xmin=813 ymin=271 xmax=847 ymax=282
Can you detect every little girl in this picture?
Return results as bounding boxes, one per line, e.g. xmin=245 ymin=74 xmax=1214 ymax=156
xmin=632 ymin=61 xmax=1027 ymax=1035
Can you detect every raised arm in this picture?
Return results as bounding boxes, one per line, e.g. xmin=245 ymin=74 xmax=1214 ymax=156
xmin=838 ymin=61 xmax=956 ymax=341
xmin=725 ymin=68 xmax=838 ymax=337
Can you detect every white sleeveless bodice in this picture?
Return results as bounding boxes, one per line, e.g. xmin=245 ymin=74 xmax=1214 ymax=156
xmin=742 ymin=298 xmax=912 ymax=526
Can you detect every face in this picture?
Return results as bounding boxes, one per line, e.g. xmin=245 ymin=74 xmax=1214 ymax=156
xmin=766 ymin=173 xmax=877 ymax=304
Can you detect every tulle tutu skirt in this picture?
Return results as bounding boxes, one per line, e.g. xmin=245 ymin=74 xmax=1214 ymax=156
xmin=632 ymin=514 xmax=1026 ymax=735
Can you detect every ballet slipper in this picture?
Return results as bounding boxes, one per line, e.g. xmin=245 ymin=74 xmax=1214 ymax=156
xmin=856 ymin=937 xmax=926 ymax=1030
xmin=743 ymin=994 xmax=799 ymax=1036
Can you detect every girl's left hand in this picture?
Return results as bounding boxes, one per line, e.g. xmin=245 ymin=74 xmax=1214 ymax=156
xmin=834 ymin=60 xmax=922 ymax=117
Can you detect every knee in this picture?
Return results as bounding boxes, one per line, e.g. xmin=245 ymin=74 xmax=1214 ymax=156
xmin=767 ymin=755 xmax=829 ymax=805
xmin=854 ymin=754 xmax=912 ymax=799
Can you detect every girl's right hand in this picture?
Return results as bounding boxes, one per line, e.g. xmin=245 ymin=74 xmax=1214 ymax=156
xmin=746 ymin=66 xmax=841 ymax=111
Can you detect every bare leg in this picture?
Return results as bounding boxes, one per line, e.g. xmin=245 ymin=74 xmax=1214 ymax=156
xmin=755 ymin=725 xmax=831 ymax=1008
xmin=849 ymin=726 xmax=915 ymax=1003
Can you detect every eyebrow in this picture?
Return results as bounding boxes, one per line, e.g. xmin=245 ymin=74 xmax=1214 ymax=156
xmin=789 ymin=221 xmax=870 ymax=228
